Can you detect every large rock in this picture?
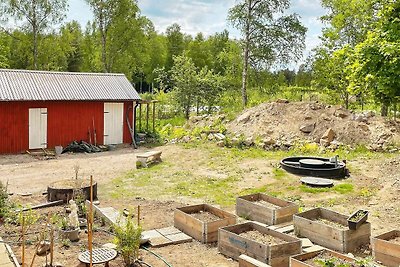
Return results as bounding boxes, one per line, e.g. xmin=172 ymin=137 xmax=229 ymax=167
xmin=320 ymin=128 xmax=335 ymax=146
xmin=237 ymin=111 xmax=251 ymax=123
xmin=300 ymin=123 xmax=315 ymax=133
xmin=263 ymin=137 xmax=276 ymax=146
xmin=334 ymin=109 xmax=349 ymax=118
xmin=37 ymin=241 xmax=50 ymax=255
xmin=276 ymin=99 xmax=289 ymax=104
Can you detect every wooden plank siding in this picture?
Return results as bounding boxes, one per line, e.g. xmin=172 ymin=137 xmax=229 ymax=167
xmin=0 ymin=100 xmax=134 ymax=153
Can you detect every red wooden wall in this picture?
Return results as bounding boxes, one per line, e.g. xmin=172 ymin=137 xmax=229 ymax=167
xmin=0 ymin=101 xmax=135 ymax=154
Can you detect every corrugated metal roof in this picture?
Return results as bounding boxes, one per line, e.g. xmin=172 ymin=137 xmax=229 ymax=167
xmin=0 ymin=69 xmax=141 ymax=101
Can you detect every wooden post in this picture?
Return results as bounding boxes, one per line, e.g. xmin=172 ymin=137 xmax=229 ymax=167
xmin=152 ymin=102 xmax=156 ymax=133
xmin=139 ymin=104 xmax=142 ymax=132
xmin=89 ymin=175 xmax=94 ymax=267
xmin=21 ymin=216 xmax=25 ymax=267
xmin=137 ymin=205 xmax=140 ymax=226
xmin=50 ymin=225 xmax=54 ymax=266
xmin=146 ymin=103 xmax=149 ymax=132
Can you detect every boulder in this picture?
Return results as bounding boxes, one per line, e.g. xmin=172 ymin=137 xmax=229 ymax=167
xmin=244 ymin=137 xmax=254 ymax=146
xmin=214 ymin=133 xmax=226 ymax=141
xmin=217 ymin=141 xmax=225 ymax=147
xmin=207 ymin=133 xmax=214 ymax=141
xmin=263 ymin=137 xmax=275 ymax=146
xmin=276 ymin=99 xmax=289 ymax=104
xmin=300 ymin=123 xmax=315 ymax=133
xmin=237 ymin=111 xmax=251 ymax=124
xmin=37 ymin=241 xmax=50 ymax=255
xmin=320 ymin=128 xmax=335 ymax=146
xmin=334 ymin=109 xmax=349 ymax=118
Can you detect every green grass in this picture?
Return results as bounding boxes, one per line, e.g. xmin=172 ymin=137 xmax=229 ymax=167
xmin=299 ymin=183 xmax=354 ymax=194
xmin=272 ymin=168 xmax=287 ymax=180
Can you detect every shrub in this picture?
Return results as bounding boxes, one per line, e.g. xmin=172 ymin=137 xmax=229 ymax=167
xmin=113 ymin=214 xmax=142 ymax=266
xmin=0 ymin=181 xmax=9 ymax=218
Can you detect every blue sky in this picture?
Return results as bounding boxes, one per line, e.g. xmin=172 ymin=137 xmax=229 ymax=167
xmin=67 ymin=0 xmax=327 ymax=65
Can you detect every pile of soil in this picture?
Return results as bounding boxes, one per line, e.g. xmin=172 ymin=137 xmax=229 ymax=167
xmin=226 ymin=101 xmax=400 ymax=149
xmin=315 ymin=218 xmax=348 ymax=230
xmin=239 ymin=230 xmax=285 ymax=245
xmin=191 ymin=210 xmax=221 ymax=222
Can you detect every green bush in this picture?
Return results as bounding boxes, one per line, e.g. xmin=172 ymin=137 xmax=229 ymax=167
xmin=114 ymin=214 xmax=142 ymax=266
xmin=0 ymin=181 xmax=9 ymax=218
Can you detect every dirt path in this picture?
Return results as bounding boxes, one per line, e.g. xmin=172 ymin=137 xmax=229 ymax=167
xmin=0 ymin=146 xmax=149 ymax=194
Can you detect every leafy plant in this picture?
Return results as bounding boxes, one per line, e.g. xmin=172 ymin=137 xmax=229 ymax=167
xmin=113 ymin=212 xmax=142 ymax=266
xmin=0 ymin=181 xmax=10 ymax=218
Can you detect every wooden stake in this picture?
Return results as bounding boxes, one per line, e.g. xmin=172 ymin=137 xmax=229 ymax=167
xmin=137 ymin=205 xmax=140 ymax=226
xmin=21 ymin=216 xmax=25 ymax=267
xmin=50 ymin=225 xmax=54 ymax=266
xmin=89 ymin=175 xmax=94 ymax=267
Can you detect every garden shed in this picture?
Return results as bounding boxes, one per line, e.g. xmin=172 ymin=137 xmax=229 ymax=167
xmin=0 ymin=69 xmax=141 ymax=154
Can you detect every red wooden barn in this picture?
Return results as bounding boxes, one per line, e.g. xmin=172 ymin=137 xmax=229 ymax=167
xmin=0 ymin=69 xmax=141 ymax=154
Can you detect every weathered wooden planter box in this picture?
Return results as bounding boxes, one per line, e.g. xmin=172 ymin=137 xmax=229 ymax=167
xmin=293 ymin=208 xmax=371 ymax=253
xmin=371 ymin=230 xmax=400 ymax=267
xmin=218 ymin=222 xmax=301 ymax=267
xmin=236 ymin=193 xmax=298 ymax=225
xmin=174 ymin=204 xmax=236 ymax=243
xmin=290 ymin=249 xmax=355 ymax=267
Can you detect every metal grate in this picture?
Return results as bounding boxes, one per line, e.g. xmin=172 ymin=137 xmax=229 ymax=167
xmin=78 ymin=248 xmax=117 ymax=264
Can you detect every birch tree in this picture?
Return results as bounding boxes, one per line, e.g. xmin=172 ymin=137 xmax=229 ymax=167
xmin=1 ymin=0 xmax=67 ymax=69
xmin=228 ymin=0 xmax=306 ymax=107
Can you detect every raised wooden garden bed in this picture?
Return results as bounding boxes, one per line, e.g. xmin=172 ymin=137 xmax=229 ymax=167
xmin=174 ymin=204 xmax=236 ymax=243
xmin=218 ymin=222 xmax=301 ymax=267
xmin=293 ymin=208 xmax=371 ymax=253
xmin=290 ymin=248 xmax=355 ymax=267
xmin=371 ymin=230 xmax=400 ymax=267
xmin=236 ymin=193 xmax=298 ymax=225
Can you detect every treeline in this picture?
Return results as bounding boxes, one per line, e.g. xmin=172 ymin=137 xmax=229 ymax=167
xmin=1 ymin=0 xmax=398 ymax=118
xmin=312 ymin=0 xmax=400 ymax=116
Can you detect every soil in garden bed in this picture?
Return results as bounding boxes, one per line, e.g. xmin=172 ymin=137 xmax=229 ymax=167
xmin=388 ymin=236 xmax=400 ymax=245
xmin=191 ymin=210 xmax=221 ymax=222
xmin=239 ymin=230 xmax=286 ymax=245
xmin=303 ymin=251 xmax=354 ymax=267
xmin=314 ymin=218 xmax=348 ymax=230
xmin=254 ymin=199 xmax=280 ymax=209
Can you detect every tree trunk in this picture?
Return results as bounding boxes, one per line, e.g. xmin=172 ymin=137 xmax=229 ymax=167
xmin=344 ymin=91 xmax=349 ymax=110
xmin=241 ymin=0 xmax=252 ymax=108
xmin=381 ymin=102 xmax=388 ymax=117
xmin=32 ymin=1 xmax=38 ymax=70
xmin=101 ymin=30 xmax=107 ymax=72
xmin=33 ymin=27 xmax=38 ymax=70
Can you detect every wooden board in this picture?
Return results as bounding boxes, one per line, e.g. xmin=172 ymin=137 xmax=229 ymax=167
xmin=290 ymin=249 xmax=355 ymax=267
xmin=218 ymin=222 xmax=301 ymax=267
xmin=371 ymin=230 xmax=400 ymax=267
xmin=239 ymin=254 xmax=272 ymax=267
xmin=174 ymin=204 xmax=236 ymax=243
xmin=236 ymin=193 xmax=299 ymax=225
xmin=293 ymin=207 xmax=371 ymax=253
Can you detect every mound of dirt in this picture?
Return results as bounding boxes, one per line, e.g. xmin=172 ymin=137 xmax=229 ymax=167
xmin=226 ymin=101 xmax=400 ymax=150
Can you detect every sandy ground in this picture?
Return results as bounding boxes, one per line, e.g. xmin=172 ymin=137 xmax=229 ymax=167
xmin=0 ymin=144 xmax=399 ymax=266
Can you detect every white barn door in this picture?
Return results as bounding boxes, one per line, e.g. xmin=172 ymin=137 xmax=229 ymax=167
xmin=29 ymin=108 xmax=47 ymax=149
xmin=104 ymin=103 xmax=124 ymax=145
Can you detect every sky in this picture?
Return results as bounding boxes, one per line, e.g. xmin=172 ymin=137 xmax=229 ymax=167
xmin=67 ymin=0 xmax=327 ymax=67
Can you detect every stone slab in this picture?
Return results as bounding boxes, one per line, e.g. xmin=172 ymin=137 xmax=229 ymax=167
xmin=157 ymin=226 xmax=181 ymax=236
xmin=142 ymin=230 xmax=163 ymax=240
xmin=150 ymin=236 xmax=173 ymax=248
xmin=300 ymin=238 xmax=314 ymax=248
xmin=166 ymin=232 xmax=192 ymax=244
xmin=276 ymin=225 xmax=294 ymax=233
xmin=303 ymin=245 xmax=325 ymax=253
